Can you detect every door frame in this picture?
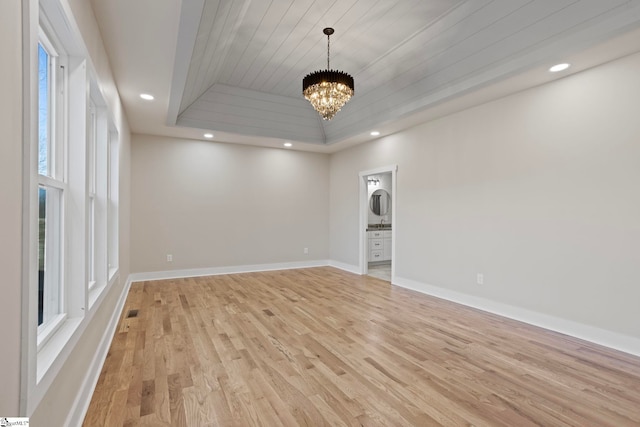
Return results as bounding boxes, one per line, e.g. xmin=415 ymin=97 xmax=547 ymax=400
xmin=359 ymin=164 xmax=397 ymax=282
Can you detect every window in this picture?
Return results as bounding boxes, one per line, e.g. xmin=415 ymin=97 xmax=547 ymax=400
xmin=24 ymin=0 xmax=122 ymax=414
xmin=37 ymin=33 xmax=67 ymax=334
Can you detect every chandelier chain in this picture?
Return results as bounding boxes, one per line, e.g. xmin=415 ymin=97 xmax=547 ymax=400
xmin=327 ymin=32 xmax=330 ymax=69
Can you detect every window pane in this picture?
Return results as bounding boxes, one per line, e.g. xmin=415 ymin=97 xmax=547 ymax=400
xmin=88 ymin=196 xmax=95 ymax=285
xmin=38 ymin=187 xmax=46 ymax=325
xmin=38 ymin=185 xmax=62 ymax=327
xmin=89 ymin=104 xmax=97 ymax=193
xmin=38 ymin=44 xmax=49 ymax=176
xmin=108 ymin=133 xmax=119 ymax=272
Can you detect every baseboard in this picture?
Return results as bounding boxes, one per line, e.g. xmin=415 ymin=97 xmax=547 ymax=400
xmin=393 ymin=276 xmax=640 ymax=358
xmin=129 ymin=259 xmax=332 ymax=282
xmin=65 ymin=276 xmax=133 ymax=427
xmin=328 ymin=260 xmax=361 ymax=275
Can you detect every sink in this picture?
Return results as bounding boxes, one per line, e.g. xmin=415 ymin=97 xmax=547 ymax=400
xmin=367 ymin=224 xmax=392 ymax=231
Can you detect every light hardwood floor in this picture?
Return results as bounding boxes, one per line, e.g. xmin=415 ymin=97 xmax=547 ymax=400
xmin=83 ymin=267 xmax=640 ymax=426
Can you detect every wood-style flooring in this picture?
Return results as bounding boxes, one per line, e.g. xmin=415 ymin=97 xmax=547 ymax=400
xmin=83 ymin=267 xmax=640 ymax=426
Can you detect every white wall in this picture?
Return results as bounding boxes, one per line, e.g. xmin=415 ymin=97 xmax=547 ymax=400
xmin=131 ymin=134 xmax=330 ymax=273
xmin=0 ymin=0 xmax=25 ymax=416
xmin=330 ymin=52 xmax=640 ymax=344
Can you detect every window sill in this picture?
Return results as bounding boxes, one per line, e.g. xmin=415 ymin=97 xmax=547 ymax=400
xmin=108 ymin=266 xmax=118 ymax=282
xmin=89 ymin=268 xmax=119 ymax=309
xmin=36 ymin=316 xmax=82 ymax=383
xmin=88 ymin=282 xmax=105 ymax=309
xmin=37 ymin=313 xmax=67 ymax=351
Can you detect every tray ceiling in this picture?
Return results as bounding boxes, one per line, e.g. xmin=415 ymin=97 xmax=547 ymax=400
xmin=92 ymin=0 xmax=640 ymax=150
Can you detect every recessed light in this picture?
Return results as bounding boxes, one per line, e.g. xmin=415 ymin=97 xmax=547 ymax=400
xmin=283 ymin=142 xmax=293 ymax=147
xmin=370 ymin=131 xmax=380 ymax=136
xmin=140 ymin=93 xmax=154 ymax=100
xmin=204 ymin=133 xmax=214 ymax=138
xmin=549 ymin=63 xmax=570 ymax=73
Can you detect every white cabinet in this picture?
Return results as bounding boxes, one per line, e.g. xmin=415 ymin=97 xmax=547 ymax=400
xmin=369 ymin=230 xmax=384 ymax=239
xmin=368 ymin=230 xmax=392 ymax=262
xmin=383 ymin=237 xmax=392 ymax=260
xmin=370 ymin=249 xmax=384 ymax=262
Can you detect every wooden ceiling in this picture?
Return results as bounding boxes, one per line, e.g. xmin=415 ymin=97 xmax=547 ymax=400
xmin=91 ymin=0 xmax=640 ymax=148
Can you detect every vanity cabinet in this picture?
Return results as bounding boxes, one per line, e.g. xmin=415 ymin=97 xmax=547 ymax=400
xmin=368 ymin=230 xmax=392 ymax=262
xmin=383 ymin=236 xmax=392 ymax=260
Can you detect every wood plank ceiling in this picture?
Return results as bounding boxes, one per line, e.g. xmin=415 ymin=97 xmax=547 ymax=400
xmin=166 ymin=0 xmax=640 ymax=145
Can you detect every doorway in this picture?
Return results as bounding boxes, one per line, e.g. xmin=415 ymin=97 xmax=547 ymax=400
xmin=359 ymin=165 xmax=397 ymax=283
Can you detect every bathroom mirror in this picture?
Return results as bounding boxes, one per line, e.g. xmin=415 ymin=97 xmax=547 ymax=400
xmin=370 ymin=189 xmax=390 ymax=216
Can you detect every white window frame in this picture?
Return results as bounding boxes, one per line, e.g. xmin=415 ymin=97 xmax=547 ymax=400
xmin=32 ymin=0 xmax=91 ymax=383
xmin=87 ymin=85 xmax=111 ymax=306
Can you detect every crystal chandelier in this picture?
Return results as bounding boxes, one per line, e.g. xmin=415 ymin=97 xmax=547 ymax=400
xmin=303 ymin=28 xmax=354 ymax=120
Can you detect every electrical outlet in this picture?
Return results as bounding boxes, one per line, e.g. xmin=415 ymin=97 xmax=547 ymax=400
xmin=167 ymin=254 xmax=173 ymax=262
xmin=303 ymin=247 xmax=309 ymax=254
xmin=477 ymin=273 xmax=484 ymax=285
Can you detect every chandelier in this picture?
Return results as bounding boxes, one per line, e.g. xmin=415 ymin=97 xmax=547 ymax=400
xmin=303 ymin=28 xmax=354 ymax=120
